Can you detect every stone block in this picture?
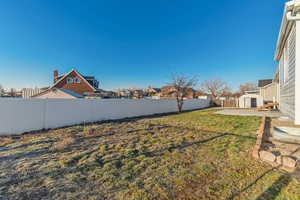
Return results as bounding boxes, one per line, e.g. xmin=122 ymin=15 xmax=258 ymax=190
xmin=252 ymin=149 xmax=260 ymax=159
xmin=259 ymin=151 xmax=276 ymax=162
xmin=276 ymin=155 xmax=282 ymax=165
xmin=282 ymin=156 xmax=297 ymax=168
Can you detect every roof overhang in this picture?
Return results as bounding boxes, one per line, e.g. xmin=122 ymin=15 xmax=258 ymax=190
xmin=275 ymin=0 xmax=300 ymax=61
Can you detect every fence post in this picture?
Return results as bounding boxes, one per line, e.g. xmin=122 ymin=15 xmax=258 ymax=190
xmin=43 ymin=99 xmax=47 ymax=130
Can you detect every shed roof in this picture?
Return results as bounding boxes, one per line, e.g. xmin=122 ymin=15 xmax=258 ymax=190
xmin=258 ymin=79 xmax=273 ymax=87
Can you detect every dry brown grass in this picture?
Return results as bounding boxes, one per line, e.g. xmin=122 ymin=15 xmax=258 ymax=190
xmin=0 ymin=136 xmax=16 ymax=146
xmin=50 ymin=136 xmax=77 ymax=152
xmin=0 ymin=108 xmax=299 ymax=200
xmin=83 ymin=126 xmax=97 ymax=136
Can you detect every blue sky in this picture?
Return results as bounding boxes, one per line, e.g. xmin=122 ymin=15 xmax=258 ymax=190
xmin=0 ymin=0 xmax=286 ymax=90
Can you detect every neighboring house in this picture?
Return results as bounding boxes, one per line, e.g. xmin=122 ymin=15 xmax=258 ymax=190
xmin=160 ymin=86 xmax=177 ymax=98
xmin=238 ymin=79 xmax=279 ymax=108
xmin=185 ymin=88 xmax=196 ymax=99
xmin=1 ymin=89 xmax=22 ymax=98
xmin=144 ymin=87 xmax=161 ymax=99
xmin=114 ymin=88 xmax=132 ymax=98
xmin=132 ymin=89 xmax=145 ymax=99
xmin=160 ymin=86 xmax=195 ymax=99
xmin=32 ymin=88 xmax=83 ymax=99
xmin=145 ymin=87 xmax=161 ymax=97
xmin=194 ymin=90 xmax=206 ymax=98
xmin=52 ymin=69 xmax=99 ymax=95
xmin=99 ymin=90 xmax=118 ymax=99
xmin=33 ymin=69 xmax=100 ymax=99
xmin=259 ymin=80 xmax=279 ymax=104
xmin=85 ymin=89 xmax=117 ymax=99
xmin=197 ymin=95 xmax=211 ymax=100
xmin=274 ymin=0 xmax=300 ymax=125
xmin=115 ymin=87 xmax=146 ymax=99
xmin=194 ymin=91 xmax=213 ymax=103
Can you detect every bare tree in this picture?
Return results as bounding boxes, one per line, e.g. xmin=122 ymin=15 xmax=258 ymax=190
xmin=239 ymin=82 xmax=257 ymax=95
xmin=221 ymin=86 xmax=233 ymax=98
xmin=169 ymin=74 xmax=198 ymax=112
xmin=201 ymin=78 xmax=228 ymax=99
xmin=194 ymin=89 xmax=206 ymax=98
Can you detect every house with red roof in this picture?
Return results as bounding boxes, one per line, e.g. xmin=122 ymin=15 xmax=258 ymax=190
xmin=33 ymin=69 xmax=100 ymax=99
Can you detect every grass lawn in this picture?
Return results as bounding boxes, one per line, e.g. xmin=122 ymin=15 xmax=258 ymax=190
xmin=0 ymin=108 xmax=299 ymax=200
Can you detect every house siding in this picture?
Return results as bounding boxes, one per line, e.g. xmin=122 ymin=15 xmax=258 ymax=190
xmin=259 ymin=82 xmax=279 ymax=103
xmin=279 ymin=24 xmax=296 ymax=121
xmin=55 ymin=71 xmax=95 ymax=95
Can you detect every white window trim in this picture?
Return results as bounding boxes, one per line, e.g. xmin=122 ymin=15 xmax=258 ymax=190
xmin=75 ymin=78 xmax=81 ymax=83
xmin=67 ymin=77 xmax=73 ymax=84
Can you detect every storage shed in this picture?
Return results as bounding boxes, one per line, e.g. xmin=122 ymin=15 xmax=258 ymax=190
xmin=239 ymin=94 xmax=263 ymax=108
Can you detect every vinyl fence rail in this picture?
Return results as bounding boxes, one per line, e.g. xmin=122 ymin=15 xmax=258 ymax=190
xmin=0 ymin=98 xmax=210 ymax=135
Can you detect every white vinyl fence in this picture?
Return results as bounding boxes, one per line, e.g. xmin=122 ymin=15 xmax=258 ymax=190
xmin=0 ymin=98 xmax=210 ymax=135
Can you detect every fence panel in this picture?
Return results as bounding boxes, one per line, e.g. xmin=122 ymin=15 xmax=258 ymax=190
xmin=0 ymin=98 xmax=210 ymax=135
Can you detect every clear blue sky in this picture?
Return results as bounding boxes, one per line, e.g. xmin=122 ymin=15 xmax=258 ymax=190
xmin=0 ymin=0 xmax=286 ymax=90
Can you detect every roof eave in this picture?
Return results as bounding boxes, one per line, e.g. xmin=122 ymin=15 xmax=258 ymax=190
xmin=274 ymin=1 xmax=299 ymax=61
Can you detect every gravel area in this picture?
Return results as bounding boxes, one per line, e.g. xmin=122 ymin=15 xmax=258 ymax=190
xmin=215 ymin=109 xmax=284 ymax=118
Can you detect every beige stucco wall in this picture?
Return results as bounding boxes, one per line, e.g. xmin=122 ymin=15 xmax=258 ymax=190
xmin=259 ymin=82 xmax=279 ymax=103
xmin=34 ymin=90 xmax=77 ymax=99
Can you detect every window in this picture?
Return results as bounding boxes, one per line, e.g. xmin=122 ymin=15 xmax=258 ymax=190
xmin=75 ymin=78 xmax=81 ymax=83
xmin=66 ymin=77 xmax=73 ymax=83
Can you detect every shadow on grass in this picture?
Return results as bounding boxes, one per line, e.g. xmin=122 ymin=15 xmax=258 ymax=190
xmin=0 ymin=148 xmax=50 ymax=162
xmin=68 ymin=125 xmax=256 ymax=171
xmin=0 ymin=139 xmax=55 ymax=153
xmin=0 ymin=129 xmax=259 ymax=200
xmin=255 ymin=174 xmax=292 ymax=200
xmin=166 ymin=124 xmax=257 ymax=140
xmin=94 ymin=131 xmax=253 ymax=167
xmin=0 ymin=132 xmax=228 ymax=189
xmin=229 ymin=161 xmax=292 ymax=200
xmin=228 ymin=167 xmax=280 ymax=200
xmin=0 ymin=119 xmax=256 ymax=166
xmin=0 ymin=110 xmax=259 ymax=194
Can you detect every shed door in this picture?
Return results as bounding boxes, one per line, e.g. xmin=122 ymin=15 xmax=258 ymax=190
xmin=250 ymin=98 xmax=257 ymax=108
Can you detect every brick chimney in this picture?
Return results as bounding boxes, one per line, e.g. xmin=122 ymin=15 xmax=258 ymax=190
xmin=53 ymin=70 xmax=59 ymax=83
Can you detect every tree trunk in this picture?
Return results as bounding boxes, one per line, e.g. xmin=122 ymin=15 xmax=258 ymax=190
xmin=177 ymin=96 xmax=184 ymax=112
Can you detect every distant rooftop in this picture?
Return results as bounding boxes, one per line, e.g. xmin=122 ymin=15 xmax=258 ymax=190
xmin=258 ymin=79 xmax=273 ymax=88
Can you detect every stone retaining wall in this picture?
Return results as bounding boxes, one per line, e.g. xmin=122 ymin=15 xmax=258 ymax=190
xmin=252 ymin=117 xmax=299 ymax=172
